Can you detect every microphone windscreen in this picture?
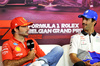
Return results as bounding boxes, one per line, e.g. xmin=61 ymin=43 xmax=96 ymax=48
xmin=27 ymin=40 xmax=34 ymax=51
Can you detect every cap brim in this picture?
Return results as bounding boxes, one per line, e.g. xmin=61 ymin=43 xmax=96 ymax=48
xmin=21 ymin=22 xmax=33 ymax=26
xmin=78 ymin=15 xmax=84 ymax=18
xmin=78 ymin=15 xmax=92 ymax=19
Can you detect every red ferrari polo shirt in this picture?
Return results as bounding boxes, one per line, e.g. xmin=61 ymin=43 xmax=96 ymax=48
xmin=2 ymin=37 xmax=45 ymax=66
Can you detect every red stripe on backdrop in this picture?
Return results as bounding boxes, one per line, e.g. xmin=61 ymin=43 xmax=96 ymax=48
xmin=0 ymin=29 xmax=8 ymax=35
xmin=43 ymin=35 xmax=71 ymax=39
xmin=36 ymin=39 xmax=70 ymax=45
xmin=28 ymin=34 xmax=42 ymax=39
xmin=2 ymin=29 xmax=12 ymax=40
xmin=0 ymin=20 xmax=11 ymax=27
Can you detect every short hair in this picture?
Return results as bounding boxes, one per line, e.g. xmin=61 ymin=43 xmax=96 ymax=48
xmin=92 ymin=18 xmax=97 ymax=26
xmin=11 ymin=26 xmax=19 ymax=34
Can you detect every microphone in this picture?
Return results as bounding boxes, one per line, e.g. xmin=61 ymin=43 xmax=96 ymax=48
xmin=27 ymin=40 xmax=34 ymax=51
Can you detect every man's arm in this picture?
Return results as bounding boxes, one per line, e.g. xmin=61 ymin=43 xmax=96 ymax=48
xmin=69 ymin=53 xmax=91 ymax=66
xmin=3 ymin=56 xmax=30 ymax=66
xmin=69 ymin=35 xmax=82 ymax=63
xmin=69 ymin=53 xmax=82 ymax=63
xmin=92 ymin=62 xmax=100 ymax=66
xmin=3 ymin=50 xmax=35 ymax=66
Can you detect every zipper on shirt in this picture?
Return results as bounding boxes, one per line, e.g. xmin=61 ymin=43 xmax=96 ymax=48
xmin=89 ymin=36 xmax=91 ymax=43
xmin=22 ymin=43 xmax=26 ymax=48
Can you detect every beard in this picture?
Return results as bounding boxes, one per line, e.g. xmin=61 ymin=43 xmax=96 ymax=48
xmin=82 ymin=23 xmax=91 ymax=31
xmin=18 ymin=31 xmax=29 ymax=37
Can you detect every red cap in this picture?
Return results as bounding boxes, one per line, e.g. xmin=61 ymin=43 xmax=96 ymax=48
xmin=10 ymin=17 xmax=33 ymax=29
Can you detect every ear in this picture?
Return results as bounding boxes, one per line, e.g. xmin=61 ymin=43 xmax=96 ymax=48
xmin=14 ymin=28 xmax=19 ymax=33
xmin=93 ymin=21 xmax=97 ymax=26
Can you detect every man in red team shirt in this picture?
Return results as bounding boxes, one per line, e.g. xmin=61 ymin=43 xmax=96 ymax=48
xmin=2 ymin=17 xmax=63 ymax=66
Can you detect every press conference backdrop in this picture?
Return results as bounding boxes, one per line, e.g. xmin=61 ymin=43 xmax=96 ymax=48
xmin=0 ymin=0 xmax=100 ymax=46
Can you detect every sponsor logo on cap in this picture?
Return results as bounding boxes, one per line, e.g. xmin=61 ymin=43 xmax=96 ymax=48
xmin=23 ymin=18 xmax=26 ymax=21
xmin=85 ymin=10 xmax=89 ymax=13
xmin=15 ymin=23 xmax=18 ymax=26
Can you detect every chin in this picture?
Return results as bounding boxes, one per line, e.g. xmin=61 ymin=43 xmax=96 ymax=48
xmin=83 ymin=28 xmax=89 ymax=31
xmin=23 ymin=34 xmax=28 ymax=37
xmin=25 ymin=34 xmax=29 ymax=36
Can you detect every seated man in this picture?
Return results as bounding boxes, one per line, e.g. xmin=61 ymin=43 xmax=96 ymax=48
xmin=69 ymin=10 xmax=100 ymax=66
xmin=2 ymin=17 xmax=63 ymax=66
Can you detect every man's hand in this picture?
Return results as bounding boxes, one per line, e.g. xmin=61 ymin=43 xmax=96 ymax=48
xmin=3 ymin=49 xmax=36 ymax=66
xmin=27 ymin=50 xmax=36 ymax=60
xmin=92 ymin=62 xmax=100 ymax=66
xmin=84 ymin=60 xmax=92 ymax=66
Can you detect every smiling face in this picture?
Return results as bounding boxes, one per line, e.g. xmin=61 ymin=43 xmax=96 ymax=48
xmin=82 ymin=17 xmax=96 ymax=31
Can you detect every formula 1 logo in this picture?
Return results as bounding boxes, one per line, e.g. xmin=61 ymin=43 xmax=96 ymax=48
xmin=0 ymin=20 xmax=12 ymax=45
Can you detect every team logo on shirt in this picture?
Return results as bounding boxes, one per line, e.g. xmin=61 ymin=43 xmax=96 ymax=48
xmin=16 ymin=53 xmax=23 ymax=57
xmin=13 ymin=43 xmax=18 ymax=45
xmin=96 ymin=36 xmax=100 ymax=42
xmin=80 ymin=36 xmax=85 ymax=40
xmin=15 ymin=46 xmax=21 ymax=52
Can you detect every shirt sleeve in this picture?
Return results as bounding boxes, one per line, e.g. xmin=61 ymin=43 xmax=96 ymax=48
xmin=2 ymin=41 xmax=13 ymax=61
xmin=69 ymin=35 xmax=79 ymax=54
xmin=32 ymin=39 xmax=45 ymax=58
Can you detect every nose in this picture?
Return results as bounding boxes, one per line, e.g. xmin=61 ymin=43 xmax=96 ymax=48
xmin=27 ymin=26 xmax=29 ymax=30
